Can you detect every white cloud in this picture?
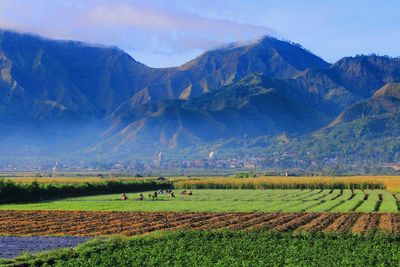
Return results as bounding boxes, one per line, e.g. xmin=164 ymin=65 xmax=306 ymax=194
xmin=0 ymin=0 xmax=274 ymax=67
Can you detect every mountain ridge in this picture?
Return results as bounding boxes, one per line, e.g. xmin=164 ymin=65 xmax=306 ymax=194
xmin=0 ymin=29 xmax=399 ymax=168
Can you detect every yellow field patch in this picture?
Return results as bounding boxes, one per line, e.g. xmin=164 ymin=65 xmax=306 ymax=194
xmin=174 ymin=176 xmax=400 ymax=192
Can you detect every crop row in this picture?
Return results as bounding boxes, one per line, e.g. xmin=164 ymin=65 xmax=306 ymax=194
xmin=0 ymin=210 xmax=399 ymax=236
xmin=4 ymin=230 xmax=400 ymax=267
xmin=174 ymin=177 xmax=389 ymax=190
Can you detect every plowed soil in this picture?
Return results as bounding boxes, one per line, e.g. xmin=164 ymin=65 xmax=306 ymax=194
xmin=0 ymin=210 xmax=398 ymax=236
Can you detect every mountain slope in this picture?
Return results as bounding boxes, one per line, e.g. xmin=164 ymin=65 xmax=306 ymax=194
xmin=0 ymin=30 xmax=171 ymax=153
xmin=118 ymin=36 xmax=331 ymax=105
xmin=327 ymin=83 xmax=400 ymax=130
xmin=0 ymin=30 xmax=169 ymax=124
xmin=291 ymin=83 xmax=400 ymax=164
xmin=159 ymin=36 xmax=330 ymax=99
xmin=0 ymin=31 xmax=331 ymax=120
xmin=330 ymin=55 xmax=400 ymax=98
xmin=97 ymin=74 xmax=329 ymax=152
xmin=1 ymin=30 xmax=400 ymax=166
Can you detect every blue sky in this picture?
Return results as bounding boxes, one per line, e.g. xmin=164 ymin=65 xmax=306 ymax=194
xmin=0 ymin=0 xmax=399 ymax=67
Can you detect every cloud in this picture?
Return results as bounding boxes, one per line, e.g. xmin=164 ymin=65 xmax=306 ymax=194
xmin=0 ymin=0 xmax=274 ymax=66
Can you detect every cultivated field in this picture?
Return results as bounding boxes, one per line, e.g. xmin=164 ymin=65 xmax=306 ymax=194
xmin=174 ymin=176 xmax=400 ymax=192
xmin=5 ymin=175 xmax=400 ymax=191
xmin=0 ymin=210 xmax=399 ymax=236
xmin=2 ymin=176 xmax=400 ymax=264
xmin=1 ymin=189 xmax=398 ymax=212
xmin=3 ymin=231 xmax=400 ymax=267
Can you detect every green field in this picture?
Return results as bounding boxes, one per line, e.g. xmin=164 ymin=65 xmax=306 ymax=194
xmin=2 ymin=231 xmax=400 ymax=267
xmin=1 ymin=189 xmax=398 ymax=212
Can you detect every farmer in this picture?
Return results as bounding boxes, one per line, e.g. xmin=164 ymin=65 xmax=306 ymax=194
xmin=188 ymin=190 xmax=193 ymax=196
xmin=180 ymin=190 xmax=187 ymax=195
xmin=170 ymin=191 xmax=176 ymax=198
xmin=121 ymin=193 xmax=128 ymax=201
xmin=152 ymin=191 xmax=158 ymax=199
xmin=138 ymin=193 xmax=144 ymax=201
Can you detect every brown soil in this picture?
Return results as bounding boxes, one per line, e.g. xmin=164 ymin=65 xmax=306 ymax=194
xmin=0 ymin=211 xmax=398 ymax=236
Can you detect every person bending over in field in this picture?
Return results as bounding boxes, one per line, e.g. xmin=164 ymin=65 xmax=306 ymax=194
xmin=170 ymin=191 xmax=176 ymax=198
xmin=138 ymin=193 xmax=144 ymax=201
xmin=188 ymin=190 xmax=193 ymax=196
xmin=152 ymin=191 xmax=158 ymax=199
xmin=180 ymin=190 xmax=187 ymax=195
xmin=121 ymin=193 xmax=128 ymax=201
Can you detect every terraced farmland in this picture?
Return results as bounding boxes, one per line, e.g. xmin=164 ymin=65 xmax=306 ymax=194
xmin=0 ymin=210 xmax=399 ymax=236
xmin=1 ymin=189 xmax=398 ymax=212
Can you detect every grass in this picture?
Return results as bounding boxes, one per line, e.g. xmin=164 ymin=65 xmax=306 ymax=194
xmin=0 ymin=189 xmax=397 ymax=212
xmin=2 ymin=230 xmax=400 ymax=267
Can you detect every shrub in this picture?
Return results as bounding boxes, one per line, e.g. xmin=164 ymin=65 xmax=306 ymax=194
xmin=0 ymin=179 xmax=172 ymax=203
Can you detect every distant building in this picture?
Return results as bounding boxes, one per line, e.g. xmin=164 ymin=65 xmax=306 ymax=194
xmin=244 ymin=161 xmax=257 ymax=169
xmin=208 ymin=151 xmax=215 ymax=160
xmin=383 ymin=163 xmax=400 ymax=171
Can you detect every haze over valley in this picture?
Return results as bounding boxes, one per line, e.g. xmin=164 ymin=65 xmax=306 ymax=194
xmin=0 ymin=30 xmax=400 ymax=173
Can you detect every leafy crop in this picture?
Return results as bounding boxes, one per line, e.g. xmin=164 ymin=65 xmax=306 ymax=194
xmin=378 ymin=191 xmax=398 ymax=212
xmin=2 ymin=231 xmax=400 ymax=267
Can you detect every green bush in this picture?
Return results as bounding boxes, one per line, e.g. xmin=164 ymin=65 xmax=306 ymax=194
xmin=0 ymin=178 xmax=171 ymax=203
xmin=234 ymin=172 xmax=257 ymax=178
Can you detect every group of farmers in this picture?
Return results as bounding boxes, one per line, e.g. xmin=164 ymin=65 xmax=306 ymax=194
xmin=120 ymin=189 xmax=193 ymax=201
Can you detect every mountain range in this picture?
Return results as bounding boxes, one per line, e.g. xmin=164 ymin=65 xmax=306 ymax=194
xmin=0 ymin=30 xmax=399 ymax=169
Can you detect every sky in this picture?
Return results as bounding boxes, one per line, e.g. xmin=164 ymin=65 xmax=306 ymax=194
xmin=0 ymin=0 xmax=399 ymax=67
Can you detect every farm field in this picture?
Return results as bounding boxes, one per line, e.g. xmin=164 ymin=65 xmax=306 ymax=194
xmin=2 ymin=180 xmax=400 ymax=264
xmin=174 ymin=176 xmax=400 ymax=192
xmin=2 ymin=231 xmax=400 ymax=267
xmin=1 ymin=189 xmax=398 ymax=212
xmin=0 ymin=210 xmax=399 ymax=236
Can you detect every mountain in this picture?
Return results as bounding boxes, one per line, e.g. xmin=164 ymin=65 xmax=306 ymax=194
xmin=0 ymin=31 xmax=330 ymax=122
xmin=0 ymin=30 xmax=171 ymax=153
xmin=96 ymin=74 xmax=329 ymax=152
xmin=0 ymin=30 xmax=334 ymax=154
xmin=285 ymin=69 xmax=360 ymax=116
xmin=172 ymin=37 xmax=329 ymax=95
xmin=330 ymin=55 xmax=400 ymax=98
xmin=281 ymin=83 xmax=400 ymax=167
xmin=114 ymin=36 xmax=331 ymax=105
xmin=0 ymin=30 xmax=169 ymax=122
xmin=1 ymin=29 xmax=400 ymax=170
xmin=323 ymin=83 xmax=400 ymax=135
